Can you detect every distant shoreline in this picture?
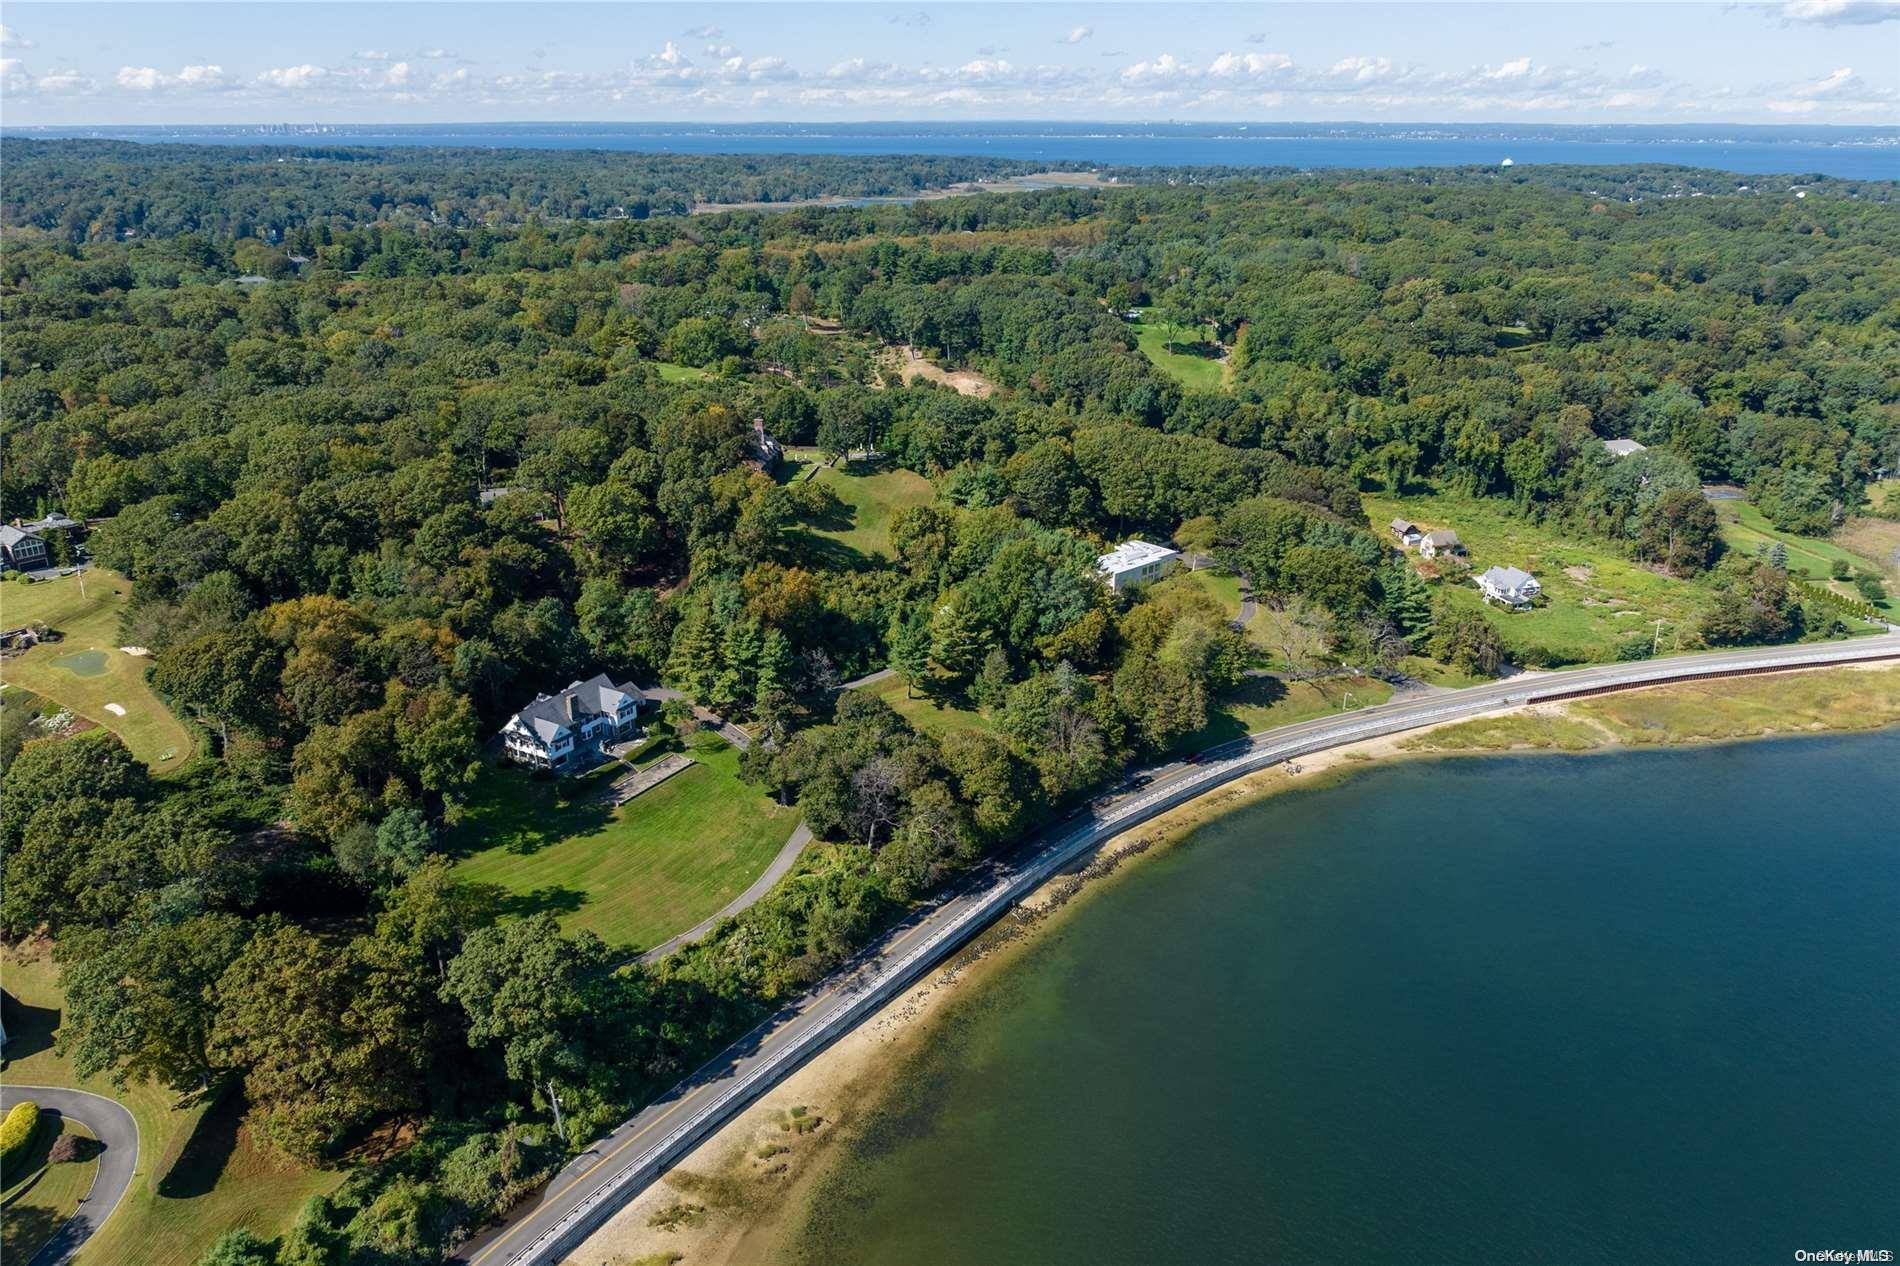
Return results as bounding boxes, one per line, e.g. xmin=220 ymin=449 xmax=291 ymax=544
xmin=570 ymin=662 xmax=1900 ymax=1266
xmin=689 ymin=170 xmax=1110 ymax=215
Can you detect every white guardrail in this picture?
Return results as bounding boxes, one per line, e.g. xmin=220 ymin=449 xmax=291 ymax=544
xmin=489 ymin=638 xmax=1900 ymax=1265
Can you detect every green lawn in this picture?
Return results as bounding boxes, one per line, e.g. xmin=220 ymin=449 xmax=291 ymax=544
xmin=1713 ymin=501 xmax=1899 ymax=620
xmin=2 ymin=1108 xmax=99 ymax=1265
xmin=0 ymin=571 xmax=195 ymax=772
xmin=1364 ymin=488 xmax=1718 ymax=665
xmin=1171 ymin=675 xmax=1394 ymax=754
xmin=860 ymin=671 xmax=995 ymax=741
xmin=446 ymin=733 xmax=799 ymax=952
xmin=778 ymin=456 xmax=936 ymax=559
xmin=655 ymin=361 xmax=713 ymax=383
xmin=0 ymin=947 xmax=338 ymax=1266
xmin=1129 ymin=313 xmax=1227 ymax=392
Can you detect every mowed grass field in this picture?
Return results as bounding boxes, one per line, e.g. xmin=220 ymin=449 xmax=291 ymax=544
xmin=655 ymin=361 xmax=713 ymax=383
xmin=859 ymin=671 xmax=995 ymax=741
xmin=0 ymin=571 xmax=194 ymax=771
xmin=1 ymin=1108 xmax=99 ymax=1265
xmin=779 ymin=453 xmax=936 ymax=559
xmin=447 ymin=732 xmax=799 ymax=953
xmin=1713 ymin=500 xmax=1899 ymax=620
xmin=0 ymin=947 xmax=339 ymax=1266
xmin=1129 ymin=313 xmax=1227 ymax=392
xmin=1364 ymin=488 xmax=1716 ymax=665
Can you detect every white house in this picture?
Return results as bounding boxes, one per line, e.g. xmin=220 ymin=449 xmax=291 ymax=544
xmin=1097 ymin=540 xmax=1181 ymax=593
xmin=1419 ymin=529 xmax=1464 ymax=560
xmin=500 ymin=674 xmax=648 ymax=773
xmin=1390 ymin=518 xmax=1422 ymax=547
xmin=1477 ymin=565 xmax=1541 ymax=609
xmin=1602 ymin=438 xmax=1648 ymax=458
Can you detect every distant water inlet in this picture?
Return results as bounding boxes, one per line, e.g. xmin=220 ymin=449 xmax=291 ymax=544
xmin=791 ymin=731 xmax=1900 ymax=1266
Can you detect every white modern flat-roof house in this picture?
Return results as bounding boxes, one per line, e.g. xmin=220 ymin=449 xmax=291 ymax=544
xmin=1477 ymin=565 xmax=1541 ymax=608
xmin=1097 ymin=540 xmax=1181 ymax=593
xmin=500 ymin=674 xmax=648 ymax=773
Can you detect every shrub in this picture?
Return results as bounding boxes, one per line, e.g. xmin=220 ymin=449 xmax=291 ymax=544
xmin=195 ymin=1228 xmax=277 ymax=1266
xmin=0 ymin=1099 xmax=40 ymax=1170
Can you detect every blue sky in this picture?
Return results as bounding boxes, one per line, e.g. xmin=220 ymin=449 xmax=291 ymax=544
xmin=3 ymin=2 xmax=1897 ymax=125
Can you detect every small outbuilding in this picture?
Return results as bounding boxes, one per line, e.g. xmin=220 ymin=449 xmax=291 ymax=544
xmin=1097 ymin=540 xmax=1181 ymax=593
xmin=1419 ymin=529 xmax=1464 ymax=560
xmin=1390 ymin=518 xmax=1422 ymax=547
xmin=1477 ymin=565 xmax=1542 ymax=608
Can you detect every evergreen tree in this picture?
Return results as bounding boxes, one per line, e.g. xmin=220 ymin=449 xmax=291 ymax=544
xmin=928 ymin=599 xmax=987 ymax=685
xmin=665 ymin=612 xmax=720 ymax=704
xmin=755 ymin=628 xmax=795 ymax=711
xmin=1381 ymin=561 xmax=1434 ymax=641
xmin=712 ymin=618 xmax=763 ymax=716
xmin=889 ymin=611 xmax=931 ymax=699
xmin=971 ymin=645 xmax=1014 ymax=711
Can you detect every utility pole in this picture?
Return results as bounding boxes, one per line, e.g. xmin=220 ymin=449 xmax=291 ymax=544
xmin=1653 ymin=618 xmax=1665 ymax=657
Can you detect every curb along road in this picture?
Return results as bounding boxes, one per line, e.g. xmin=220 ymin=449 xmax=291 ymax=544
xmin=451 ymin=635 xmax=1900 ymax=1266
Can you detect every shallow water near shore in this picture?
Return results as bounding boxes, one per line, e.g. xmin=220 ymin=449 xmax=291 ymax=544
xmin=787 ymin=730 xmax=1900 ymax=1265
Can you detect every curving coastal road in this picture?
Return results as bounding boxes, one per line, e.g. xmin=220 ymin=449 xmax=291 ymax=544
xmin=451 ymin=635 xmax=1900 ymax=1266
xmin=0 ymin=1085 xmax=139 ymax=1266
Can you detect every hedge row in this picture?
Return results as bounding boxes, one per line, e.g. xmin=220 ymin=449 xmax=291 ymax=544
xmin=0 ymin=1099 xmax=41 ymax=1171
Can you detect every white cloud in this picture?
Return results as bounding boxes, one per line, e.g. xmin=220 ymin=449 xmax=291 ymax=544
xmin=1797 ymin=65 xmax=1859 ymax=95
xmin=419 ymin=48 xmax=456 ymax=60
xmin=1330 ymin=55 xmax=1396 ymax=83
xmin=1121 ymin=53 xmax=1192 ymax=85
xmin=0 ymin=24 xmax=32 ymax=49
xmin=117 ymin=63 xmax=238 ymax=91
xmin=1766 ymin=97 xmax=1820 ymax=112
xmin=257 ymin=64 xmax=330 ymax=90
xmin=1780 ymin=0 xmax=1900 ymax=24
xmin=1484 ymin=56 xmax=1534 ymax=80
xmin=1060 ymin=25 xmax=1092 ymax=45
xmin=355 ymin=49 xmax=392 ymax=62
xmin=684 ymin=23 xmax=722 ymax=40
xmin=33 ymin=69 xmax=94 ymax=94
xmin=1208 ymin=51 xmax=1294 ymax=78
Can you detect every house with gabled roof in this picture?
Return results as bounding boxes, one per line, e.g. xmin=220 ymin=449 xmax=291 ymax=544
xmin=499 ymin=674 xmax=648 ymax=773
xmin=1477 ymin=565 xmax=1541 ymax=609
xmin=1419 ymin=529 xmax=1464 ymax=559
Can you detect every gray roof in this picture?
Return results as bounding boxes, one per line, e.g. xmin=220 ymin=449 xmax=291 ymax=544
xmin=1390 ymin=517 xmax=1418 ymax=533
xmin=1480 ymin=565 xmax=1536 ymax=589
xmin=0 ymin=526 xmax=34 ymax=548
xmin=1422 ymin=529 xmax=1461 ymax=547
xmin=1602 ymin=438 xmax=1648 ymax=457
xmin=510 ymin=674 xmax=644 ymax=742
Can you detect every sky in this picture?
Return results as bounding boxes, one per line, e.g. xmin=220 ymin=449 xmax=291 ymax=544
xmin=2 ymin=1 xmax=1897 ymax=126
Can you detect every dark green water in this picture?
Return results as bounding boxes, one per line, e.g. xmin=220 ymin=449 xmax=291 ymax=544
xmin=794 ymin=732 xmax=1900 ymax=1265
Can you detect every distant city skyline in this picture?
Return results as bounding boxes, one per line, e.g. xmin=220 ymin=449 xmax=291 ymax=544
xmin=3 ymin=1 xmax=1897 ymax=126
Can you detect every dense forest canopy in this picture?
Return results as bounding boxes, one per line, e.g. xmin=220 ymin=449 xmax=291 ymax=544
xmin=2 ymin=144 xmax=1896 ymax=1264
xmin=0 ymin=137 xmax=1086 ymax=237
